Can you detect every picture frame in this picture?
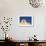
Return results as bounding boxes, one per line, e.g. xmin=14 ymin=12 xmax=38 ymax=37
xmin=19 ymin=16 xmax=33 ymax=27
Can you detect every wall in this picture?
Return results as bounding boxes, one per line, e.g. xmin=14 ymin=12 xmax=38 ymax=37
xmin=44 ymin=15 xmax=46 ymax=40
xmin=0 ymin=0 xmax=46 ymax=40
